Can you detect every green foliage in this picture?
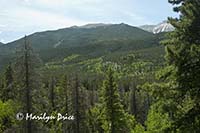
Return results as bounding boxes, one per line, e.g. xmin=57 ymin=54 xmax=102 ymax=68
xmin=100 ymin=67 xmax=136 ymax=133
xmin=146 ymin=0 xmax=200 ymax=132
xmin=1 ymin=63 xmax=14 ymax=101
xmin=2 ymin=1 xmax=200 ymax=132
xmin=86 ymin=105 xmax=104 ymax=133
xmin=132 ymin=124 xmax=145 ymax=133
xmin=63 ymin=54 xmax=80 ymax=62
xmin=146 ymin=101 xmax=172 ymax=133
xmin=165 ymin=0 xmax=200 ymax=131
xmin=0 ymin=100 xmax=18 ymax=132
xmin=0 ymin=23 xmax=164 ymax=70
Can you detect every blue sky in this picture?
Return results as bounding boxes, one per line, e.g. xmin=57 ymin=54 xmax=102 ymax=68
xmin=0 ymin=0 xmax=177 ymax=43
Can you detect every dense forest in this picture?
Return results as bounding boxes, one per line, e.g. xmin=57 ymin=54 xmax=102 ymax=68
xmin=0 ymin=0 xmax=200 ymax=132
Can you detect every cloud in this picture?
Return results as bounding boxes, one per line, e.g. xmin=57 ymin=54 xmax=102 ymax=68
xmin=0 ymin=0 xmax=146 ymax=42
xmin=0 ymin=24 xmax=6 ymax=28
xmin=32 ymin=0 xmax=102 ymax=6
xmin=0 ymin=3 xmax=87 ymax=42
xmin=0 ymin=0 xmax=176 ymax=42
xmin=1 ymin=7 xmax=87 ymax=32
xmin=10 ymin=7 xmax=86 ymax=28
xmin=0 ymin=12 xmax=7 ymax=17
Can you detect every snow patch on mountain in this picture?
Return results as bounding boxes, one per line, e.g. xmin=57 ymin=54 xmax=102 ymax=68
xmin=153 ymin=21 xmax=174 ymax=34
xmin=139 ymin=21 xmax=174 ymax=34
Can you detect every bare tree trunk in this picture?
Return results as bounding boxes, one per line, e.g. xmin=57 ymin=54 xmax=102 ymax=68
xmin=75 ymin=75 xmax=80 ymax=133
xmin=24 ymin=36 xmax=32 ymax=133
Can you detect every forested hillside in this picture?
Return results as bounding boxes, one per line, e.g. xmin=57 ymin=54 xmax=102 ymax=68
xmin=0 ymin=24 xmax=166 ymax=133
xmin=0 ymin=0 xmax=200 ymax=133
xmin=0 ymin=23 xmax=162 ymax=70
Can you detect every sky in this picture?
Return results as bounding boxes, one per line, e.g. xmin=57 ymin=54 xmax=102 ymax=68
xmin=0 ymin=0 xmax=177 ymax=43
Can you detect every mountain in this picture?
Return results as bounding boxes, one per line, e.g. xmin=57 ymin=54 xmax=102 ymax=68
xmin=153 ymin=21 xmax=174 ymax=34
xmin=139 ymin=21 xmax=174 ymax=34
xmin=76 ymin=23 xmax=113 ymax=29
xmin=0 ymin=23 xmax=164 ymax=70
xmin=139 ymin=25 xmax=155 ymax=33
xmin=2 ymin=23 xmax=154 ymax=50
xmin=0 ymin=42 xmax=3 ymax=46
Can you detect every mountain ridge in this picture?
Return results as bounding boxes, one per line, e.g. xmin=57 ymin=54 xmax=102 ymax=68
xmin=72 ymin=23 xmax=113 ymax=29
xmin=0 ymin=23 xmax=164 ymax=70
xmin=2 ymin=23 xmax=154 ymax=49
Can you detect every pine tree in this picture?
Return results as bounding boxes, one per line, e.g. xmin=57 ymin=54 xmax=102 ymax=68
xmin=70 ymin=74 xmax=88 ymax=133
xmin=130 ymin=78 xmax=137 ymax=117
xmin=100 ymin=67 xmax=135 ymax=133
xmin=74 ymin=75 xmax=80 ymax=133
xmin=153 ymin=0 xmax=200 ymax=131
xmin=50 ymin=77 xmax=56 ymax=112
xmin=59 ymin=75 xmax=71 ymax=132
xmin=15 ymin=36 xmax=42 ymax=133
xmin=1 ymin=63 xmax=14 ymax=101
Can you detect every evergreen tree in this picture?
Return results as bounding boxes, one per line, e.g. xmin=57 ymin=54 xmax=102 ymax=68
xmin=74 ymin=75 xmax=80 ymax=133
xmin=50 ymin=77 xmax=56 ymax=112
xmin=100 ymin=67 xmax=135 ymax=133
xmin=59 ymin=75 xmax=71 ymax=132
xmin=70 ymin=74 xmax=88 ymax=133
xmin=15 ymin=36 xmax=42 ymax=132
xmin=1 ymin=63 xmax=14 ymax=101
xmin=166 ymin=0 xmax=200 ymax=131
xmin=147 ymin=0 xmax=200 ymax=131
xmin=0 ymin=100 xmax=17 ymax=132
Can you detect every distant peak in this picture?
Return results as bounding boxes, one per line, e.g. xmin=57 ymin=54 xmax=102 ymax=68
xmin=119 ymin=22 xmax=126 ymax=25
xmin=139 ymin=20 xmax=174 ymax=34
xmin=153 ymin=21 xmax=174 ymax=34
xmin=70 ymin=25 xmax=79 ymax=28
xmin=74 ymin=23 xmax=113 ymax=29
xmin=68 ymin=23 xmax=134 ymax=30
xmin=118 ymin=23 xmax=130 ymax=26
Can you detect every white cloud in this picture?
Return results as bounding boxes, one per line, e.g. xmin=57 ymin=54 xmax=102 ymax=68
xmin=0 ymin=24 xmax=6 ymax=28
xmin=32 ymin=0 xmax=67 ymax=7
xmin=0 ymin=12 xmax=6 ymax=16
xmin=1 ymin=0 xmax=172 ymax=42
xmin=32 ymin=0 xmax=102 ymax=6
xmin=0 ymin=4 xmax=87 ymax=42
xmin=1 ymin=7 xmax=86 ymax=32
xmin=12 ymin=8 xmax=85 ymax=27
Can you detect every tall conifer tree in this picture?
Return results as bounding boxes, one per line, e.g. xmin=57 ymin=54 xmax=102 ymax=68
xmin=152 ymin=0 xmax=200 ymax=131
xmin=15 ymin=36 xmax=41 ymax=132
xmin=101 ymin=67 xmax=135 ymax=133
xmin=1 ymin=63 xmax=14 ymax=101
